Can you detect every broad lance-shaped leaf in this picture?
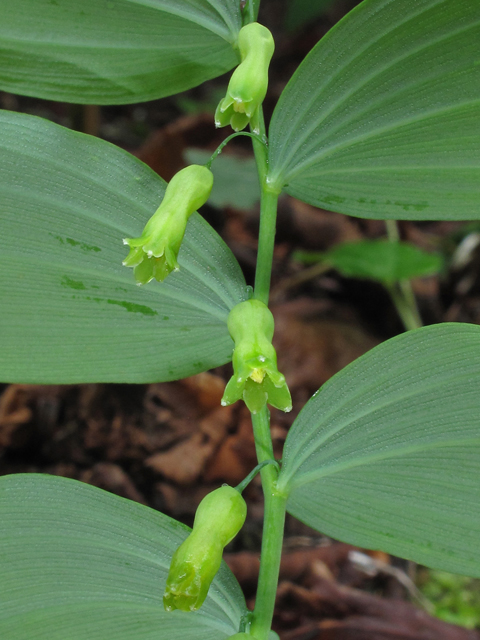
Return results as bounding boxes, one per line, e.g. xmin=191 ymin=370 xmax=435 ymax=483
xmin=277 ymin=323 xmax=480 ymax=576
xmin=0 ymin=0 xmax=241 ymax=104
xmin=268 ymin=0 xmax=480 ymax=220
xmin=0 ymin=110 xmax=247 ymax=384
xmin=0 ymin=474 xmax=247 ymax=640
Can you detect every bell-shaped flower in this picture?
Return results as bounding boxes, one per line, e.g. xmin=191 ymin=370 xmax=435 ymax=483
xmin=215 ymin=22 xmax=274 ymax=133
xmin=123 ymin=164 xmax=213 ymax=284
xmin=221 ymin=300 xmax=292 ymax=414
xmin=164 ymin=485 xmax=247 ymax=612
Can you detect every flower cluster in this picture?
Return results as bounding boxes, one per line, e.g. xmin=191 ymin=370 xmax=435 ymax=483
xmin=123 ymin=164 xmax=213 ymax=284
xmin=215 ymin=22 xmax=274 ymax=133
xmin=221 ymin=299 xmax=292 ymax=414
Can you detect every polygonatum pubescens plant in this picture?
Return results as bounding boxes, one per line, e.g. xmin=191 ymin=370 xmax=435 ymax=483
xmin=0 ymin=1 xmax=480 ymax=639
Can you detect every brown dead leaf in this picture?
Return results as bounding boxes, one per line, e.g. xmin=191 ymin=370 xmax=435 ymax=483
xmin=179 ymin=372 xmax=227 ymax=413
xmin=145 ymin=405 xmax=233 ymax=484
xmin=225 ymin=544 xmax=355 ymax=594
xmin=0 ymin=385 xmax=33 ymax=448
xmin=276 ymin=581 xmax=479 ymax=640
xmin=273 ymin=299 xmax=379 ymax=403
xmin=155 ymin=481 xmax=215 ymax=519
xmin=81 ymin=462 xmax=147 ymax=504
xmin=204 ymin=407 xmax=257 ymax=485
xmin=135 ymin=113 xmax=219 ymax=181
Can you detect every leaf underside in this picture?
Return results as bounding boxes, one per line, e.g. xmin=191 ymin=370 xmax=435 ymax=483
xmin=0 ymin=111 xmax=247 ymax=383
xmin=0 ymin=474 xmax=246 ymax=640
xmin=0 ymin=0 xmax=241 ymax=104
xmin=279 ymin=323 xmax=480 ymax=576
xmin=269 ymin=0 xmax=480 ymax=220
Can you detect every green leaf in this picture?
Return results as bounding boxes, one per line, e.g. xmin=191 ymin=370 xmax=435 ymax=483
xmin=185 ymin=149 xmax=260 ymax=209
xmin=284 ymin=0 xmax=335 ymax=33
xmin=0 ymin=474 xmax=246 ymax=640
xmin=326 ymin=240 xmax=443 ymax=284
xmin=277 ymin=323 xmax=480 ymax=576
xmin=0 ymin=111 xmax=247 ymax=384
xmin=268 ymin=0 xmax=480 ymax=220
xmin=0 ymin=0 xmax=241 ymax=104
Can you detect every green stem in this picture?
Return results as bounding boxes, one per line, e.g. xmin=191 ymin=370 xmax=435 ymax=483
xmin=254 ymin=189 xmax=280 ymax=305
xmin=385 ymin=219 xmax=423 ymax=331
xmin=247 ymin=104 xmax=285 ymax=638
xmin=251 ymin=107 xmax=268 ymax=175
xmin=250 ymin=107 xmax=280 ymax=306
xmin=387 ymin=283 xmax=422 ymax=331
xmin=250 ymin=407 xmax=287 ymax=640
xmin=235 ymin=459 xmax=280 ymax=494
xmin=243 ymin=0 xmax=260 ymax=24
xmin=385 ymin=218 xmax=400 ymax=243
xmin=206 ymin=132 xmax=266 ymax=170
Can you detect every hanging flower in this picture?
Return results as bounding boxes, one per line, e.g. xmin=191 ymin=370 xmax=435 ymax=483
xmin=221 ymin=300 xmax=292 ymax=414
xmin=123 ymin=164 xmax=213 ymax=284
xmin=164 ymin=486 xmax=247 ymax=612
xmin=215 ymin=22 xmax=274 ymax=133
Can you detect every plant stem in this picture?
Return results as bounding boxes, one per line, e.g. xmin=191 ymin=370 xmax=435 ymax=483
xmin=250 ymin=107 xmax=280 ymax=306
xmin=385 ymin=219 xmax=423 ymax=331
xmin=248 ymin=104 xmax=286 ymax=638
xmin=387 ymin=283 xmax=422 ymax=331
xmin=254 ymin=189 xmax=280 ymax=305
xmin=243 ymin=0 xmax=260 ymax=24
xmin=206 ymin=132 xmax=266 ymax=169
xmin=385 ymin=218 xmax=400 ymax=243
xmin=251 ymin=107 xmax=268 ymax=178
xmin=250 ymin=407 xmax=287 ymax=640
xmin=235 ymin=459 xmax=280 ymax=494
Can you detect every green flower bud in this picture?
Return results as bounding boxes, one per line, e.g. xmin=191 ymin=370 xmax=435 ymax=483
xmin=215 ymin=23 xmax=274 ymax=133
xmin=163 ymin=486 xmax=247 ymax=613
xmin=221 ymin=300 xmax=292 ymax=414
xmin=123 ymin=165 xmax=213 ymax=284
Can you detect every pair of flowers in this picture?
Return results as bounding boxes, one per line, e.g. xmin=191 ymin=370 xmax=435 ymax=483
xmin=124 ymin=20 xmax=274 ymax=285
xmin=123 ymin=162 xmax=290 ymax=415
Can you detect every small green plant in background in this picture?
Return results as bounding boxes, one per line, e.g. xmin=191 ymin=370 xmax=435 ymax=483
xmin=294 ymin=237 xmax=442 ymax=331
xmin=0 ymin=1 xmax=480 ymax=639
xmin=419 ymin=570 xmax=480 ymax=630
